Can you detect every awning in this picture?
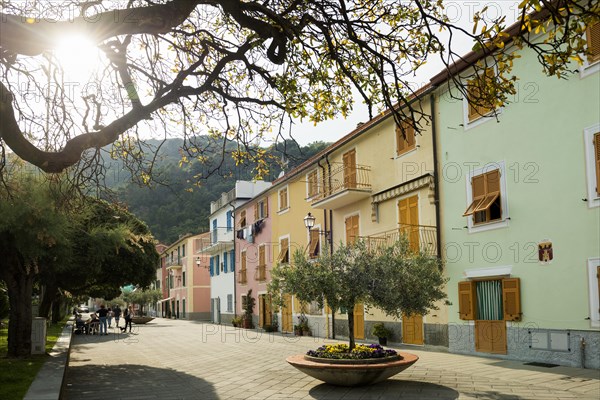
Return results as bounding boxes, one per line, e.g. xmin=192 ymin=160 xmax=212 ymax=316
xmin=157 ymin=297 xmax=174 ymax=303
xmin=371 ymin=174 xmax=434 ymax=204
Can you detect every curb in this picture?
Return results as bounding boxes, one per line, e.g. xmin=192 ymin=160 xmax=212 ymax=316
xmin=23 ymin=319 xmax=74 ymax=400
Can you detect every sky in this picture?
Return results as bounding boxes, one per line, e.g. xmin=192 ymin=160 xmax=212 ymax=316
xmin=290 ymin=0 xmax=522 ymax=145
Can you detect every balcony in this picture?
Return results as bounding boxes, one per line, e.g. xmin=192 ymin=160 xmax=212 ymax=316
xmin=311 ymin=162 xmax=372 ymax=209
xmin=360 ymin=224 xmax=437 ymax=256
xmin=165 ymin=257 xmax=183 ymax=268
xmin=196 ymin=227 xmax=234 ymax=255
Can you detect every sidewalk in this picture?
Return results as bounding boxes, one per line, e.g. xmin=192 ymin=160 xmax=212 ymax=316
xmin=63 ymin=318 xmax=600 ymax=399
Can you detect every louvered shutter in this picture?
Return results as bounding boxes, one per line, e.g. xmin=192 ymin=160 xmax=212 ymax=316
xmin=223 ymin=252 xmax=228 ymax=273
xmin=408 ymin=195 xmax=420 ymax=251
xmin=458 ymin=281 xmax=476 ymax=320
xmin=309 ymin=229 xmax=320 ymax=258
xmin=502 ymin=278 xmax=521 ymax=321
xmin=254 ymin=203 xmax=259 ymax=220
xmin=463 ymin=175 xmax=486 ymax=216
xmin=209 ymin=256 xmax=214 ymax=277
xmin=396 ymin=125 xmax=406 ymax=154
xmin=259 ymin=295 xmax=265 ymax=327
xmin=259 ymin=245 xmax=265 ymax=266
xmin=486 ymin=169 xmax=501 ymax=193
xmin=230 ymin=250 xmax=235 ymax=271
xmin=587 ymin=23 xmax=600 ymax=63
xmin=215 ymin=255 xmax=220 ymax=276
xmin=264 ymin=199 xmax=269 ymax=217
xmin=594 ymin=133 xmax=600 ymax=196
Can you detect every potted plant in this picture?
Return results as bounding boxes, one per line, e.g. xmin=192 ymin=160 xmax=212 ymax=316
xmin=372 ymin=322 xmax=393 ymax=346
xmin=269 ymin=238 xmax=447 ymax=386
xmin=241 ymin=289 xmax=255 ymax=329
xmin=231 ymin=315 xmax=243 ymax=327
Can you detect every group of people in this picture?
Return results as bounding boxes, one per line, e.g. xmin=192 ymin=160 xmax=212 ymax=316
xmin=74 ymin=304 xmax=135 ymax=335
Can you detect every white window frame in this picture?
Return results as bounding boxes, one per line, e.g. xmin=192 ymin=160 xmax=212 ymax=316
xmin=579 ymin=25 xmax=600 ymax=79
xmin=465 ymin=161 xmax=510 ymax=233
xmin=277 ymin=185 xmax=290 ymax=214
xmin=462 ymin=65 xmax=503 ymax=131
xmin=584 ymin=123 xmax=600 ymax=208
xmin=587 ymin=258 xmax=600 ymax=328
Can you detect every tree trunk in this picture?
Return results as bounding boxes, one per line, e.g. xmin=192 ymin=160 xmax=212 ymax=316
xmin=51 ymin=298 xmax=61 ymax=324
xmin=347 ymin=307 xmax=355 ymax=350
xmin=38 ymin=283 xmax=56 ymax=318
xmin=2 ymin=259 xmax=35 ymax=358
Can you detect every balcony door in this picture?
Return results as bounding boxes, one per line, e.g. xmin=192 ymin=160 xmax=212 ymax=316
xmin=343 ymin=149 xmax=357 ymax=189
xmin=398 ymin=195 xmax=420 ymax=252
xmin=281 ymin=294 xmax=293 ymax=332
xmin=345 ymin=214 xmax=359 ymax=246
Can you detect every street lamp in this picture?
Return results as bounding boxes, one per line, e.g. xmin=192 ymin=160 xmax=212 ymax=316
xmin=304 ymin=212 xmax=316 ymax=230
xmin=196 ymin=256 xmax=203 ymax=268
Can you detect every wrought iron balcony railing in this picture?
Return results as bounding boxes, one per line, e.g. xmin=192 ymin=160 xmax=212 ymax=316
xmin=311 ymin=162 xmax=371 ymax=203
xmin=360 ymin=224 xmax=437 ymax=256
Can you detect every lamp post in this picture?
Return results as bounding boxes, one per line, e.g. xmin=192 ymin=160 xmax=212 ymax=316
xmin=303 ymin=212 xmax=335 ymax=339
xmin=196 ymin=257 xmax=201 ymax=267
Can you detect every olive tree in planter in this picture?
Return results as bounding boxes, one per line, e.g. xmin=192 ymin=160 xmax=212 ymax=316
xmin=241 ymin=289 xmax=255 ymax=329
xmin=269 ymin=238 xmax=447 ymax=350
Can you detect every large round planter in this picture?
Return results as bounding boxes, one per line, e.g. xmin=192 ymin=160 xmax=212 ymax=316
xmin=131 ymin=316 xmax=154 ymax=324
xmin=286 ymin=352 xmax=418 ymax=386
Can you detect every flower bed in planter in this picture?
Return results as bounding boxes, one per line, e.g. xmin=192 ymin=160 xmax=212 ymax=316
xmin=131 ymin=316 xmax=154 ymax=324
xmin=286 ymin=344 xmax=418 ymax=386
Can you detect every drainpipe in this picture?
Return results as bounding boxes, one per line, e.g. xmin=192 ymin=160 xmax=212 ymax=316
xmin=580 ymin=337 xmax=586 ymax=368
xmin=430 ymin=93 xmax=442 ymax=260
xmin=227 ymin=200 xmax=237 ymax=320
xmin=317 ymin=159 xmax=330 ymax=339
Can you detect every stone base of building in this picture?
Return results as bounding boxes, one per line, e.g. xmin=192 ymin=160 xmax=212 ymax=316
xmin=449 ymin=323 xmax=600 ymax=369
xmin=187 ymin=312 xmax=211 ymax=321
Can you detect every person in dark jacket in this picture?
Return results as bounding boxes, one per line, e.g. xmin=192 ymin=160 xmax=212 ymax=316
xmin=124 ymin=305 xmax=134 ymax=333
xmin=96 ymin=304 xmax=109 ymax=335
xmin=113 ymin=305 xmax=122 ymax=328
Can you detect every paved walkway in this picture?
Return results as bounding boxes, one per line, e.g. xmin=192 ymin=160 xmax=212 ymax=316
xmin=64 ymin=318 xmax=599 ymax=399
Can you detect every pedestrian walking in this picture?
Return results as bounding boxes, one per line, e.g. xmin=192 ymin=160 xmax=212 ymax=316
xmin=107 ymin=307 xmax=113 ymax=328
xmin=113 ymin=305 xmax=122 ymax=328
xmin=96 ymin=304 xmax=109 ymax=335
xmin=124 ymin=305 xmax=134 ymax=333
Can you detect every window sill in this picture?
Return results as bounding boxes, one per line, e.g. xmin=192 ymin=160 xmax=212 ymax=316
xmin=464 ymin=112 xmax=498 ymax=131
xmin=395 ymin=147 xmax=417 ymax=159
xmin=579 ymin=61 xmax=600 ymax=79
xmin=467 ymin=218 xmax=509 ymax=234
xmin=277 ymin=207 xmax=290 ymax=215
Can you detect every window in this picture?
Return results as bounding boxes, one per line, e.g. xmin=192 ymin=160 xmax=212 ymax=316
xmin=209 ymin=256 xmax=214 ymax=277
xmin=307 ymin=170 xmax=318 ymax=198
xmin=230 ymin=249 xmax=235 ymax=271
xmin=239 ymin=251 xmax=247 ymax=284
xmin=227 ymin=294 xmax=233 ymax=313
xmin=255 ymin=198 xmax=268 ymax=220
xmin=466 ymin=68 xmax=496 ymax=122
xmin=584 ymin=125 xmax=600 ymax=207
xmin=182 ymin=244 xmax=185 ymax=257
xmin=257 ymin=245 xmax=267 ymax=281
xmin=308 ymin=229 xmax=320 ymax=259
xmin=586 ymin=22 xmax=600 ymax=64
xmin=345 ymin=215 xmax=359 ymax=245
xmin=463 ymin=169 xmax=502 ymax=225
xmin=278 ymin=187 xmax=288 ymax=211
xmin=226 ymin=210 xmax=233 ymax=231
xmin=239 ymin=210 xmax=247 ymax=228
xmin=215 ymin=255 xmax=220 ymax=276
xmin=212 ymin=219 xmax=217 ymax=243
xmin=588 ymin=258 xmax=600 ymax=328
xmin=278 ymin=237 xmax=289 ymax=264
xmin=396 ymin=120 xmax=416 ymax=156
xmin=398 ymin=195 xmax=420 ymax=252
xmin=343 ymin=149 xmax=357 ymax=189
xmin=182 ymin=271 xmax=186 ymax=287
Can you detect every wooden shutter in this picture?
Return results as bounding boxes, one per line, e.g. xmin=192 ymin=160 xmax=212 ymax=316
xmin=259 ymin=295 xmax=265 ymax=327
xmin=264 ymin=199 xmax=269 ymax=217
xmin=463 ymin=175 xmax=485 ymax=216
xmin=467 ymin=69 xmax=494 ymax=121
xmin=240 ymin=210 xmax=246 ymax=227
xmin=587 ymin=22 xmax=600 ymax=63
xmin=594 ymin=133 xmax=600 ymax=196
xmin=279 ymin=188 xmax=287 ymax=210
xmin=458 ymin=281 xmax=476 ymax=320
xmin=345 ymin=215 xmax=359 ymax=245
xmin=254 ymin=203 xmax=259 ymax=220
xmin=259 ymin=245 xmax=265 ymax=267
xmin=396 ymin=125 xmax=406 ymax=154
xmin=502 ymin=278 xmax=521 ymax=321
xmin=309 ymin=229 xmax=320 ymax=258
xmin=343 ymin=150 xmax=357 ymax=189
xmin=408 ymin=195 xmax=419 ymax=251
xmin=278 ymin=238 xmax=289 ymax=263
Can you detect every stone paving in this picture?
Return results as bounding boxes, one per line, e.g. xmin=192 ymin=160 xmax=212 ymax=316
xmin=64 ymin=318 xmax=600 ymax=399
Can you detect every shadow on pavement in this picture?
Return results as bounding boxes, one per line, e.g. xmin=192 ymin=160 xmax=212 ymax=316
xmin=63 ymin=364 xmax=217 ymax=400
xmin=309 ymin=380 xmax=459 ymax=400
